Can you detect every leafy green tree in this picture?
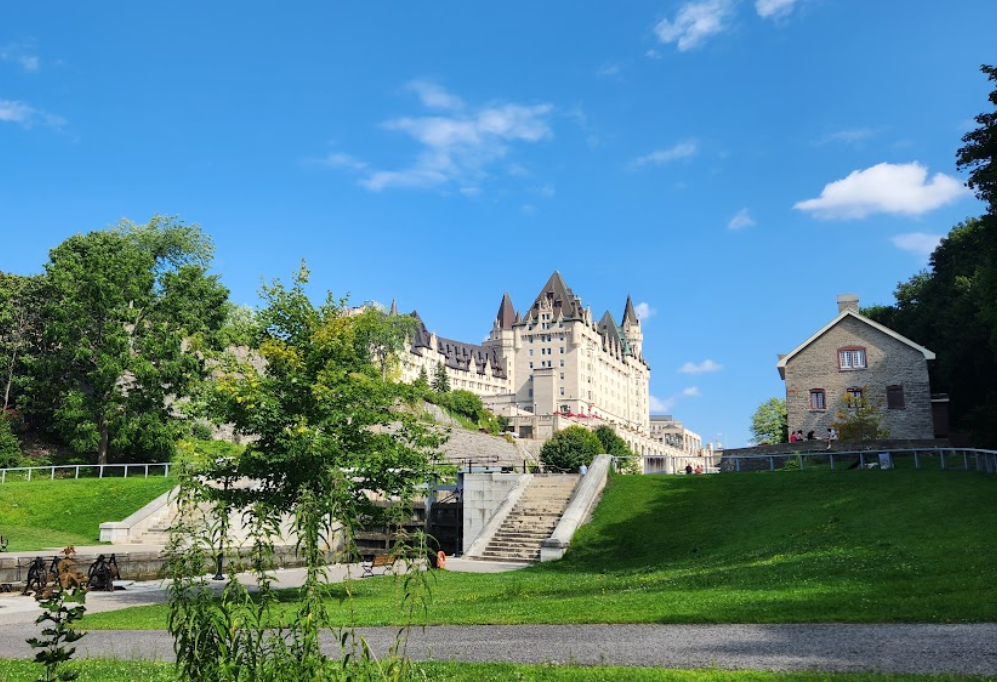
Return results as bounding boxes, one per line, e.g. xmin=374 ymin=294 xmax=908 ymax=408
xmin=0 ymin=273 xmax=46 ymax=413
xmin=831 ymin=388 xmax=890 ymax=441
xmin=354 ymin=306 xmax=417 ymax=381
xmin=432 ymin=360 xmax=450 ymax=393
xmin=750 ymin=397 xmax=788 ymax=444
xmin=957 ymin=64 xmax=997 ymax=210
xmin=26 ymin=218 xmax=229 ymax=464
xmin=540 ymin=425 xmax=602 ymax=472
xmin=214 ymin=303 xmax=258 ymax=348
xmin=594 ymin=424 xmax=633 ymax=456
xmin=865 ymin=217 xmax=997 ymax=446
xmin=413 ymin=366 xmax=430 ymax=393
xmin=0 ymin=414 xmax=21 ymax=468
xmin=171 ymin=265 xmax=445 ymax=678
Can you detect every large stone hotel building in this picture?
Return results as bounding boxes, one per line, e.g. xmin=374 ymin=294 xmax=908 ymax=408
xmin=397 ymin=272 xmax=701 ymax=459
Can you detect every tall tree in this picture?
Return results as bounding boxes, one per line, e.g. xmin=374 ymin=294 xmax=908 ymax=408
xmin=0 ymin=273 xmax=46 ymax=413
xmin=830 ymin=388 xmax=890 ymax=441
xmin=750 ymin=397 xmax=788 ymax=444
xmin=957 ymin=64 xmax=997 ymax=210
xmin=27 ymin=218 xmax=228 ymax=464
xmin=432 ymin=361 xmax=450 ymax=393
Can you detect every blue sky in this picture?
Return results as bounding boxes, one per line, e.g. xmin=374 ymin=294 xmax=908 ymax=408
xmin=1 ymin=2 xmax=994 ymax=447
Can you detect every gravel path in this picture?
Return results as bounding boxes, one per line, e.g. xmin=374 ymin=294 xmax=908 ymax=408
xmin=2 ymin=623 xmax=996 ymax=673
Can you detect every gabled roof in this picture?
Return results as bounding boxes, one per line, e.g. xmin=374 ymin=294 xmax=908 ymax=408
xmin=776 ymin=308 xmax=936 ymax=379
xmin=495 ymin=292 xmax=516 ymax=329
xmin=598 ymin=310 xmax=631 ymax=355
xmin=622 ymin=295 xmax=639 ymax=326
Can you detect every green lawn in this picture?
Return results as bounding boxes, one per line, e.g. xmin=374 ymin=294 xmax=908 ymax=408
xmin=0 ymin=659 xmax=993 ymax=682
xmin=84 ymin=468 xmax=997 ymax=629
xmin=0 ymin=476 xmax=177 ymax=551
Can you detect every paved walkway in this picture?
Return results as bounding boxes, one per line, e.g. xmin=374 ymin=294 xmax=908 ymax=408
xmin=1 ymin=623 xmax=995 ymax=673
xmin=2 ymin=548 xmax=995 ymax=673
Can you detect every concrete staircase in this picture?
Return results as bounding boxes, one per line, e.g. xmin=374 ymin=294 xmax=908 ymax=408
xmin=478 ymin=474 xmax=579 ymax=563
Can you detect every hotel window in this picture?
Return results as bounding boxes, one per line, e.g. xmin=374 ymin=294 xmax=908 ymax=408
xmin=560 ymin=372 xmax=564 ymax=380
xmin=529 ymin=362 xmax=533 ymax=369
xmin=560 ymin=346 xmax=565 ymax=354
xmin=810 ymin=389 xmax=826 ymax=410
xmin=838 ymin=347 xmax=867 ymax=370
xmin=529 ymin=349 xmax=534 ymax=356
xmin=559 ymin=360 xmax=564 ymax=367
xmin=887 ymin=385 xmax=906 ymax=409
xmin=560 ymin=387 xmax=565 ymax=396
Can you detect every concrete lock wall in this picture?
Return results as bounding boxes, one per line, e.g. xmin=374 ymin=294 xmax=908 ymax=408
xmin=461 ymin=472 xmax=524 ymax=554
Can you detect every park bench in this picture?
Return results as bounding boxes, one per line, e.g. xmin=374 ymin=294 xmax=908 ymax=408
xmin=360 ymin=554 xmax=395 ymax=578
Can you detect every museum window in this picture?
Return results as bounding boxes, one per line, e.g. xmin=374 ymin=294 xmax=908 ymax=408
xmin=887 ymin=385 xmax=906 ymax=409
xmin=809 ymin=389 xmax=826 ymax=410
xmin=838 ymin=346 xmax=867 ymax=370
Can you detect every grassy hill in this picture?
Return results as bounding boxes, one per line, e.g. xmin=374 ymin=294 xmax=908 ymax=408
xmin=84 ymin=467 xmax=997 ymax=629
xmin=0 ymin=477 xmax=177 ymax=551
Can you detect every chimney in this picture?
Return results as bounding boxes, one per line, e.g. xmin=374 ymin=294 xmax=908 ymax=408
xmin=837 ymin=294 xmax=859 ymax=314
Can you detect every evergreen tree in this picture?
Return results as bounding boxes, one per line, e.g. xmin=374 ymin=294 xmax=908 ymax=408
xmin=432 ymin=361 xmax=450 ymax=393
xmin=413 ymin=366 xmax=430 ymax=393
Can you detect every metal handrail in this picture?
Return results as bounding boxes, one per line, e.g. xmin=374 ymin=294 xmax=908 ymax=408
xmin=719 ymin=447 xmax=997 ymax=474
xmin=0 ymin=462 xmax=173 ymax=484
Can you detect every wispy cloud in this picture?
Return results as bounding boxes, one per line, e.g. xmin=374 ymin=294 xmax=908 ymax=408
xmin=1 ymin=41 xmax=40 ymax=72
xmin=407 ymin=80 xmax=463 ymax=111
xmin=891 ymin=232 xmax=942 ymax=257
xmin=814 ymin=127 xmax=877 ymax=146
xmin=654 ymin=0 xmax=738 ymax=51
xmin=631 ymin=141 xmax=698 ymax=168
xmin=794 ymin=162 xmax=969 ymax=220
xmin=348 ymin=82 xmax=553 ymax=193
xmin=634 ymin=302 xmax=655 ymax=320
xmin=728 ymin=208 xmax=756 ymax=230
xmin=679 ymin=359 xmax=723 ymax=374
xmin=596 ymin=62 xmax=622 ymax=77
xmin=650 ymin=395 xmax=676 ymax=412
xmin=755 ymin=0 xmax=806 ymax=19
xmin=0 ymin=98 xmax=64 ymax=129
xmin=319 ymin=152 xmax=367 ymax=171
xmin=682 ymin=386 xmax=701 ymax=397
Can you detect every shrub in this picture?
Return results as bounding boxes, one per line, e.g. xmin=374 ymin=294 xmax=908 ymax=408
xmin=0 ymin=415 xmax=23 ymax=468
xmin=540 ymin=426 xmax=602 ymax=472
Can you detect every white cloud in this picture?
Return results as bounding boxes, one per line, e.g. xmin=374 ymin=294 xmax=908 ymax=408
xmin=356 ymin=84 xmax=554 ymax=192
xmin=407 ymin=80 xmax=463 ymax=110
xmin=320 ymin=152 xmax=367 ymax=170
xmin=891 ymin=232 xmax=942 ymax=257
xmin=631 ymin=141 xmax=698 ymax=168
xmin=649 ymin=395 xmax=676 ymax=412
xmin=679 ymin=359 xmax=723 ymax=374
xmin=682 ymin=386 xmax=701 ymax=397
xmin=654 ymin=0 xmax=738 ymax=51
xmin=814 ymin=127 xmax=877 ymax=145
xmin=755 ymin=0 xmax=804 ymax=19
xmin=794 ymin=162 xmax=969 ymax=220
xmin=0 ymin=98 xmax=64 ymax=128
xmin=634 ymin=302 xmax=655 ymax=320
xmin=1 ymin=42 xmax=40 ymax=72
xmin=728 ymin=208 xmax=756 ymax=230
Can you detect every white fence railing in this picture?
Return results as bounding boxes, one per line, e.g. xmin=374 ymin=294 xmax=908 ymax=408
xmin=719 ymin=448 xmax=997 ymax=474
xmin=0 ymin=462 xmax=173 ymax=484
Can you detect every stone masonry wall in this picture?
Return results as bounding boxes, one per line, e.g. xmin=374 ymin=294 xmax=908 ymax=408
xmin=785 ymin=316 xmax=933 ymax=439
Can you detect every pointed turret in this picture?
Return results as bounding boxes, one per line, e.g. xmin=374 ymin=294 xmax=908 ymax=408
xmin=389 ymin=299 xmax=398 ymax=316
xmin=525 ymin=271 xmax=584 ymax=322
xmin=495 ymin=292 xmax=516 ymax=329
xmin=622 ymin=295 xmax=639 ymax=326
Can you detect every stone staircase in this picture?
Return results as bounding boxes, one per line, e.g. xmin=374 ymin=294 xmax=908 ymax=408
xmin=478 ymin=474 xmax=579 ymax=563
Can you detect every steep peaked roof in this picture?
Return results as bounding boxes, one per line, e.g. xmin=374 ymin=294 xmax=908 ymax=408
xmin=776 ymin=308 xmax=936 ymax=379
xmin=598 ymin=310 xmax=631 ymax=355
xmin=526 ymin=271 xmax=585 ymax=321
xmin=495 ymin=292 xmax=516 ymax=329
xmin=622 ymin=295 xmax=639 ymax=326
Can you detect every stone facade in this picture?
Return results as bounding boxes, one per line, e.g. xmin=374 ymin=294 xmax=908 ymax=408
xmin=778 ymin=295 xmax=936 ymax=440
xmin=649 ymin=414 xmax=702 ymax=455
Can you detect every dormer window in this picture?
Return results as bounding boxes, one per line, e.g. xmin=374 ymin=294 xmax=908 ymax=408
xmin=838 ymin=347 xmax=866 ymax=370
